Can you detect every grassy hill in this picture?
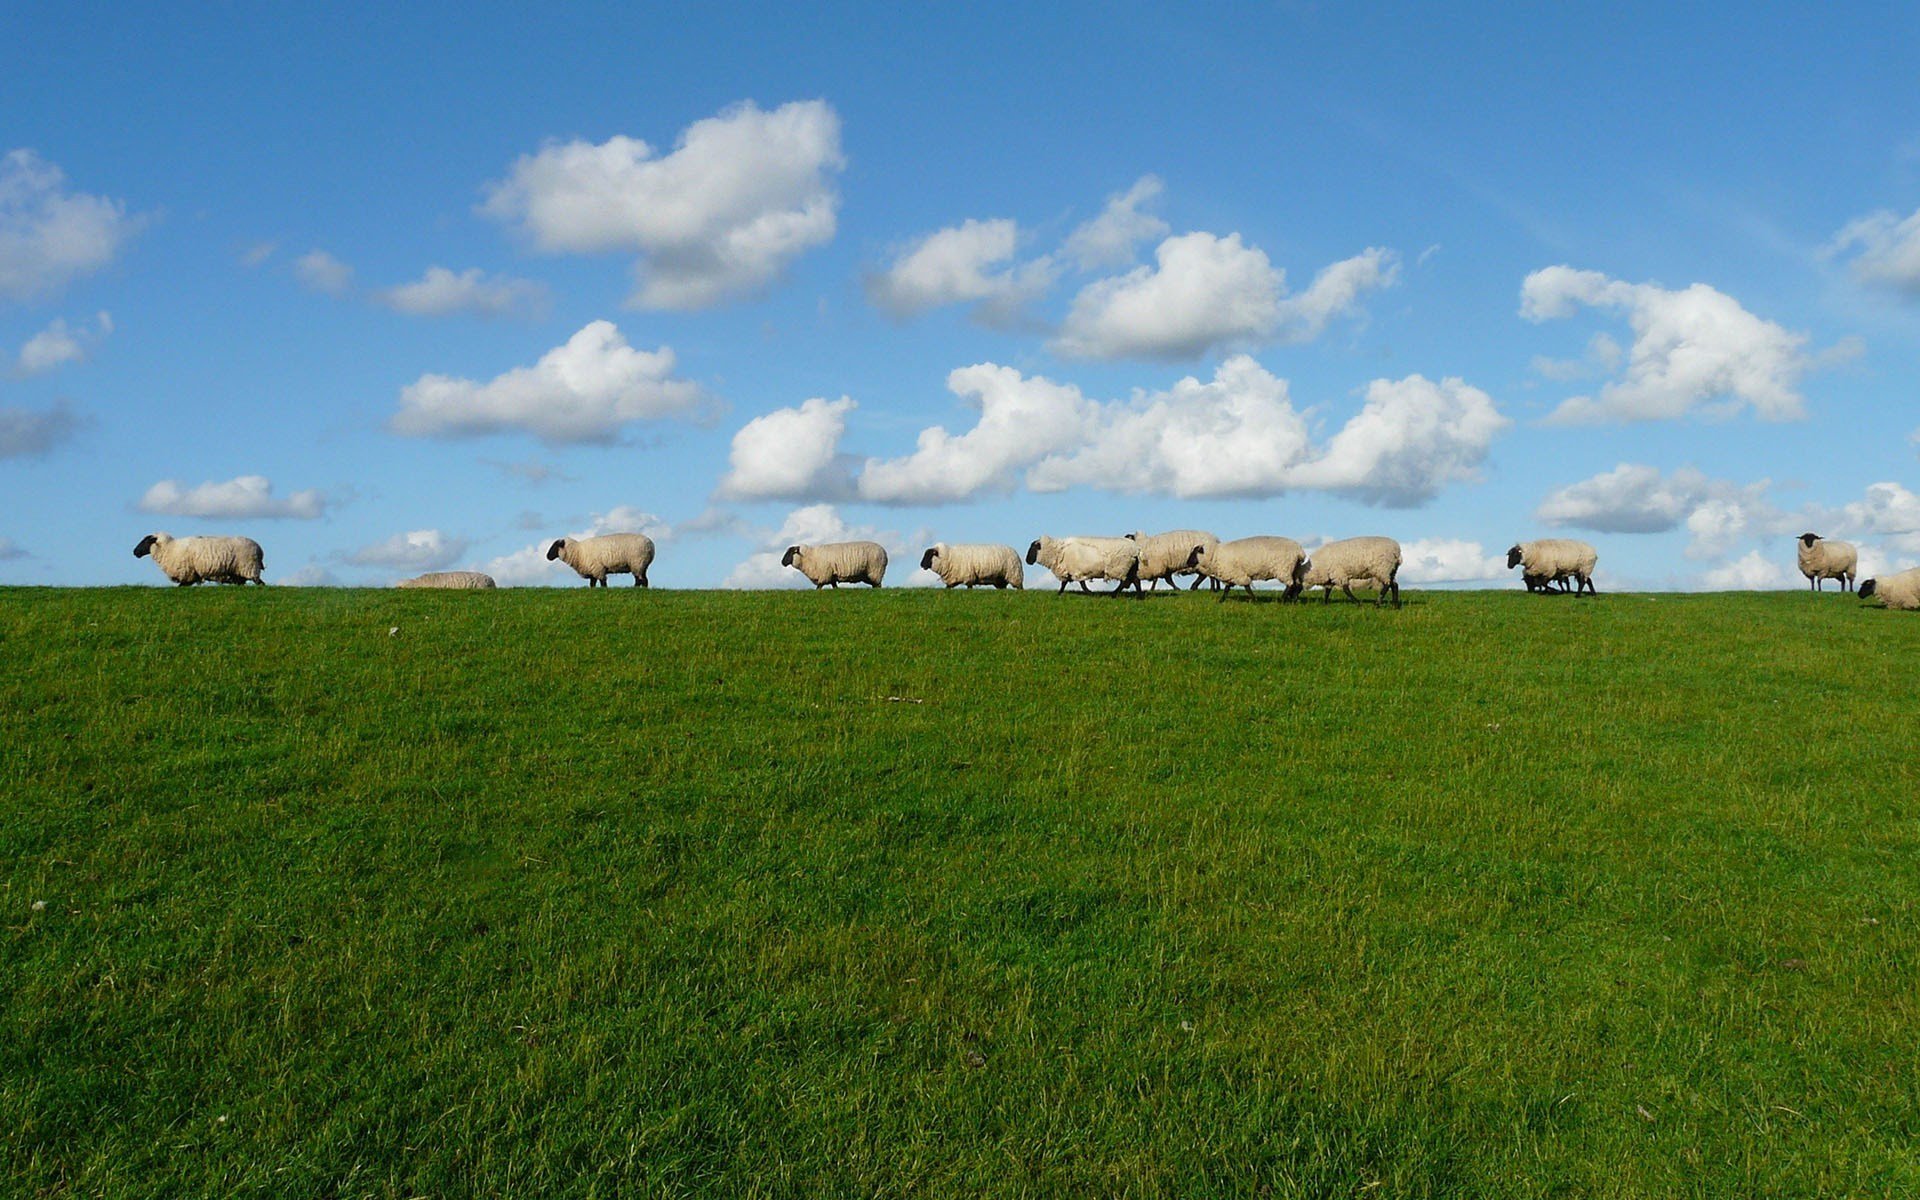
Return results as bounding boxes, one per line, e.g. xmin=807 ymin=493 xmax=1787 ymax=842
xmin=3 ymin=586 xmax=1916 ymax=1197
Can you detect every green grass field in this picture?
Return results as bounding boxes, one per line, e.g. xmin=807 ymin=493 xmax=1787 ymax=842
xmin=3 ymin=585 xmax=1916 ymax=1197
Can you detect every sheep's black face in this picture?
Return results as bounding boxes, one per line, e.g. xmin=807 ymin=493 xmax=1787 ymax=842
xmin=133 ymin=535 xmax=156 ymax=558
xmin=1025 ymin=539 xmax=1041 ymax=565
xmin=1800 ymin=532 xmax=1819 ymax=547
xmin=545 ymin=540 xmax=566 ymax=561
xmin=919 ymin=548 xmax=938 ymax=571
xmin=1860 ymin=579 xmax=1878 ymax=598
xmin=780 ymin=546 xmax=800 ymax=568
xmin=1185 ymin=545 xmax=1205 ymax=568
xmin=1506 ymin=545 xmax=1524 ymax=569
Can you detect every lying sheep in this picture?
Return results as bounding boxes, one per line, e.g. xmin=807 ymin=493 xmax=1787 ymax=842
xmin=1190 ymin=536 xmax=1307 ymax=602
xmin=397 ymin=571 xmax=496 ymax=589
xmin=132 ymin=533 xmax=265 ymax=586
xmin=783 ymin=541 xmax=887 ymax=588
xmin=1797 ymin=533 xmax=1857 ymax=592
xmin=919 ymin=543 xmax=1023 ymax=589
xmin=1128 ymin=529 xmax=1220 ymax=591
xmin=1859 ymin=568 xmax=1920 ymax=610
xmin=1300 ymin=536 xmax=1402 ymax=607
xmin=546 ymin=533 xmax=655 ymax=587
xmin=1025 ymin=535 xmax=1141 ymax=596
xmin=1507 ymin=539 xmax=1598 ymax=595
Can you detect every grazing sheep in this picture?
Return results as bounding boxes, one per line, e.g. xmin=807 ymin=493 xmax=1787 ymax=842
xmin=1859 ymin=568 xmax=1920 ymax=610
xmin=546 ymin=533 xmax=656 ymax=588
xmin=783 ymin=541 xmax=887 ymax=588
xmin=1300 ymin=536 xmax=1402 ymax=607
xmin=1507 ymin=539 xmax=1598 ymax=595
xmin=1796 ymin=533 xmax=1857 ymax=592
xmin=1025 ymin=535 xmax=1141 ymax=596
xmin=1128 ymin=529 xmax=1220 ymax=592
xmin=397 ymin=571 xmax=496 ymax=589
xmin=132 ymin=533 xmax=265 ymax=586
xmin=919 ymin=543 xmax=1023 ymax=589
xmin=1190 ymin=536 xmax=1307 ymax=602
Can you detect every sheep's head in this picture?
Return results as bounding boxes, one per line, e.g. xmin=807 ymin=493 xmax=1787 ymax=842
xmin=1025 ymin=539 xmax=1042 ymax=565
xmin=780 ymin=545 xmax=801 ymax=568
xmin=545 ymin=539 xmax=568 ymax=561
xmin=133 ymin=534 xmax=159 ymax=558
xmin=1185 ymin=544 xmax=1206 ymax=569
xmin=1860 ymin=578 xmax=1878 ymax=599
xmin=1125 ymin=532 xmax=1141 ymax=541
xmin=1506 ymin=545 xmax=1524 ymax=569
xmin=919 ymin=547 xmax=939 ymax=571
xmin=1799 ymin=532 xmax=1821 ymax=548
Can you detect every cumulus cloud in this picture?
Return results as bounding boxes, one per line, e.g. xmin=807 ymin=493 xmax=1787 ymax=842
xmin=1054 ymin=234 xmax=1396 ymax=360
xmin=1282 ymin=375 xmax=1509 ymax=507
xmin=1830 ymin=206 xmax=1920 ymax=295
xmin=1397 ymin=538 xmax=1508 ymax=584
xmin=1833 ymin=481 xmax=1920 ymax=554
xmin=377 ymin=266 xmax=550 ymax=318
xmin=482 ymin=99 xmax=844 ymax=310
xmin=294 ymin=249 xmax=353 ymax=295
xmin=138 ymin=475 xmax=329 ymax=520
xmin=390 ymin=320 xmax=707 ymax=444
xmin=722 ymin=503 xmax=927 ymax=589
xmin=1700 ymin=550 xmax=1794 ymax=590
xmin=718 ymin=394 xmax=857 ymax=500
xmin=281 ymin=564 xmax=343 ymax=587
xmin=861 ymin=365 xmax=1092 ymax=504
xmin=1521 ymin=267 xmax=1819 ymax=423
xmin=15 ymin=311 xmax=110 ymax=376
xmin=0 ymin=400 xmax=83 ymax=458
xmin=344 ymin=529 xmax=468 ymax=572
xmin=864 ymin=219 xmax=1055 ymax=326
xmin=1061 ymin=175 xmax=1170 ymax=271
xmin=0 ymin=149 xmax=145 ymax=302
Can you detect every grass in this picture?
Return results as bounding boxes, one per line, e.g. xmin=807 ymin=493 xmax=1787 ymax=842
xmin=2 ymin=584 xmax=1916 ymax=1198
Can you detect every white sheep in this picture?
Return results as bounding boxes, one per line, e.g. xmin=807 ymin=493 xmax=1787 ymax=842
xmin=132 ymin=533 xmax=265 ymax=586
xmin=1190 ymin=536 xmax=1307 ymax=602
xmin=1507 ymin=539 xmax=1598 ymax=595
xmin=1128 ymin=529 xmax=1221 ymax=592
xmin=1859 ymin=568 xmax=1920 ymax=611
xmin=1796 ymin=533 xmax=1857 ymax=592
xmin=546 ymin=533 xmax=656 ymax=587
xmin=397 ymin=571 xmax=496 ymax=589
xmin=919 ymin=543 xmax=1023 ymax=589
xmin=1025 ymin=535 xmax=1141 ymax=596
xmin=782 ymin=541 xmax=888 ymax=588
xmin=1300 ymin=536 xmax=1402 ymax=607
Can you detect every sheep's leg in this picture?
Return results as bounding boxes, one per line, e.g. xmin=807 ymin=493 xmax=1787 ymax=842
xmin=1058 ymin=580 xmax=1070 ymax=595
xmin=1343 ymin=583 xmax=1360 ymax=603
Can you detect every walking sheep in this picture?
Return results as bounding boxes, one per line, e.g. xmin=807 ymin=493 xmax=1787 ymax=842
xmin=132 ymin=533 xmax=265 ymax=586
xmin=1859 ymin=568 xmax=1920 ymax=611
xmin=397 ymin=571 xmax=496 ymax=589
xmin=1128 ymin=529 xmax=1220 ymax=592
xmin=919 ymin=543 xmax=1023 ymax=589
xmin=1507 ymin=539 xmax=1598 ymax=595
xmin=1026 ymin=535 xmax=1141 ymax=596
xmin=1189 ymin=536 xmax=1307 ymax=602
xmin=1796 ymin=533 xmax=1857 ymax=592
xmin=783 ymin=541 xmax=887 ymax=588
xmin=546 ymin=533 xmax=655 ymax=587
xmin=1300 ymin=536 xmax=1402 ymax=607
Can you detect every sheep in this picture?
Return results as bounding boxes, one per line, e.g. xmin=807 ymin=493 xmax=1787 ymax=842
xmin=1859 ymin=567 xmax=1920 ymax=611
xmin=782 ymin=541 xmax=887 ymax=588
xmin=546 ymin=533 xmax=655 ymax=588
xmin=1507 ymin=539 xmax=1598 ymax=595
xmin=132 ymin=533 xmax=265 ymax=586
xmin=1189 ymin=536 xmax=1307 ymax=602
xmin=919 ymin=543 xmax=1023 ymax=589
xmin=397 ymin=571 xmax=496 ymax=589
xmin=1300 ymin=536 xmax=1402 ymax=607
xmin=1796 ymin=533 xmax=1857 ymax=593
xmin=1025 ymin=535 xmax=1141 ymax=596
xmin=1128 ymin=529 xmax=1221 ymax=592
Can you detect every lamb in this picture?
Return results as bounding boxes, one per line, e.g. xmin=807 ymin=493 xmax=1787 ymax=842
xmin=1128 ymin=529 xmax=1220 ymax=591
xmin=1300 ymin=536 xmax=1402 ymax=607
xmin=132 ymin=533 xmax=265 ymax=586
xmin=1796 ymin=533 xmax=1857 ymax=592
xmin=546 ymin=533 xmax=655 ymax=587
xmin=919 ymin=543 xmax=1023 ymax=589
xmin=1507 ymin=539 xmax=1598 ymax=595
xmin=1859 ymin=568 xmax=1920 ymax=611
xmin=1025 ymin=535 xmax=1141 ymax=596
xmin=1189 ymin=536 xmax=1307 ymax=602
xmin=397 ymin=571 xmax=496 ymax=589
xmin=782 ymin=541 xmax=887 ymax=588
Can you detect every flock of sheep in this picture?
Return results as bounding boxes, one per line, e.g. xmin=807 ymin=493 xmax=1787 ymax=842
xmin=126 ymin=526 xmax=1917 ymax=607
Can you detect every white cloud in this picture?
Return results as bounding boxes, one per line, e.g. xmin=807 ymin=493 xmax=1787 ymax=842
xmin=1061 ymin=175 xmax=1169 ymax=271
xmin=239 ymin=241 xmax=277 ymax=268
xmin=0 ymin=149 xmax=145 ymax=302
xmin=1398 ymin=538 xmax=1507 ymax=584
xmin=1700 ymin=550 xmax=1794 ymax=590
xmin=389 ymin=320 xmax=707 ymax=444
xmin=377 ymin=266 xmax=549 ymax=318
xmin=344 ymin=529 xmax=468 ymax=572
xmin=718 ymin=394 xmax=857 ymax=500
xmin=0 ymin=401 xmax=82 ymax=458
xmin=864 ymin=218 xmax=1054 ymax=326
xmin=138 ymin=475 xmax=329 ymax=520
xmin=1530 ymin=331 xmax=1621 ymax=382
xmin=281 ymin=564 xmax=342 ymax=587
xmin=1521 ymin=267 xmax=1817 ymax=423
xmin=15 ymin=311 xmax=110 ymax=376
xmin=1282 ymin=375 xmax=1508 ymax=507
xmin=1054 ymin=234 xmax=1396 ymax=360
xmin=1830 ymin=206 xmax=1920 ymax=295
xmin=1535 ymin=463 xmax=1781 ymax=558
xmin=294 ymin=249 xmax=353 ymax=295
xmin=481 ymin=99 xmax=844 ymax=310
xmin=860 ymin=364 xmax=1093 ymax=504
xmin=1834 ymin=481 xmax=1920 ymax=554
xmin=722 ymin=503 xmax=925 ymax=589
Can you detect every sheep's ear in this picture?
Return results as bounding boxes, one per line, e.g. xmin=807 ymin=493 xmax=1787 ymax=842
xmin=545 ymin=539 xmax=565 ymax=560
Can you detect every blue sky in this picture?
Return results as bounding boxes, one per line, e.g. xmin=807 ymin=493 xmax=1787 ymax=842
xmin=4 ymin=2 xmax=1919 ymax=588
